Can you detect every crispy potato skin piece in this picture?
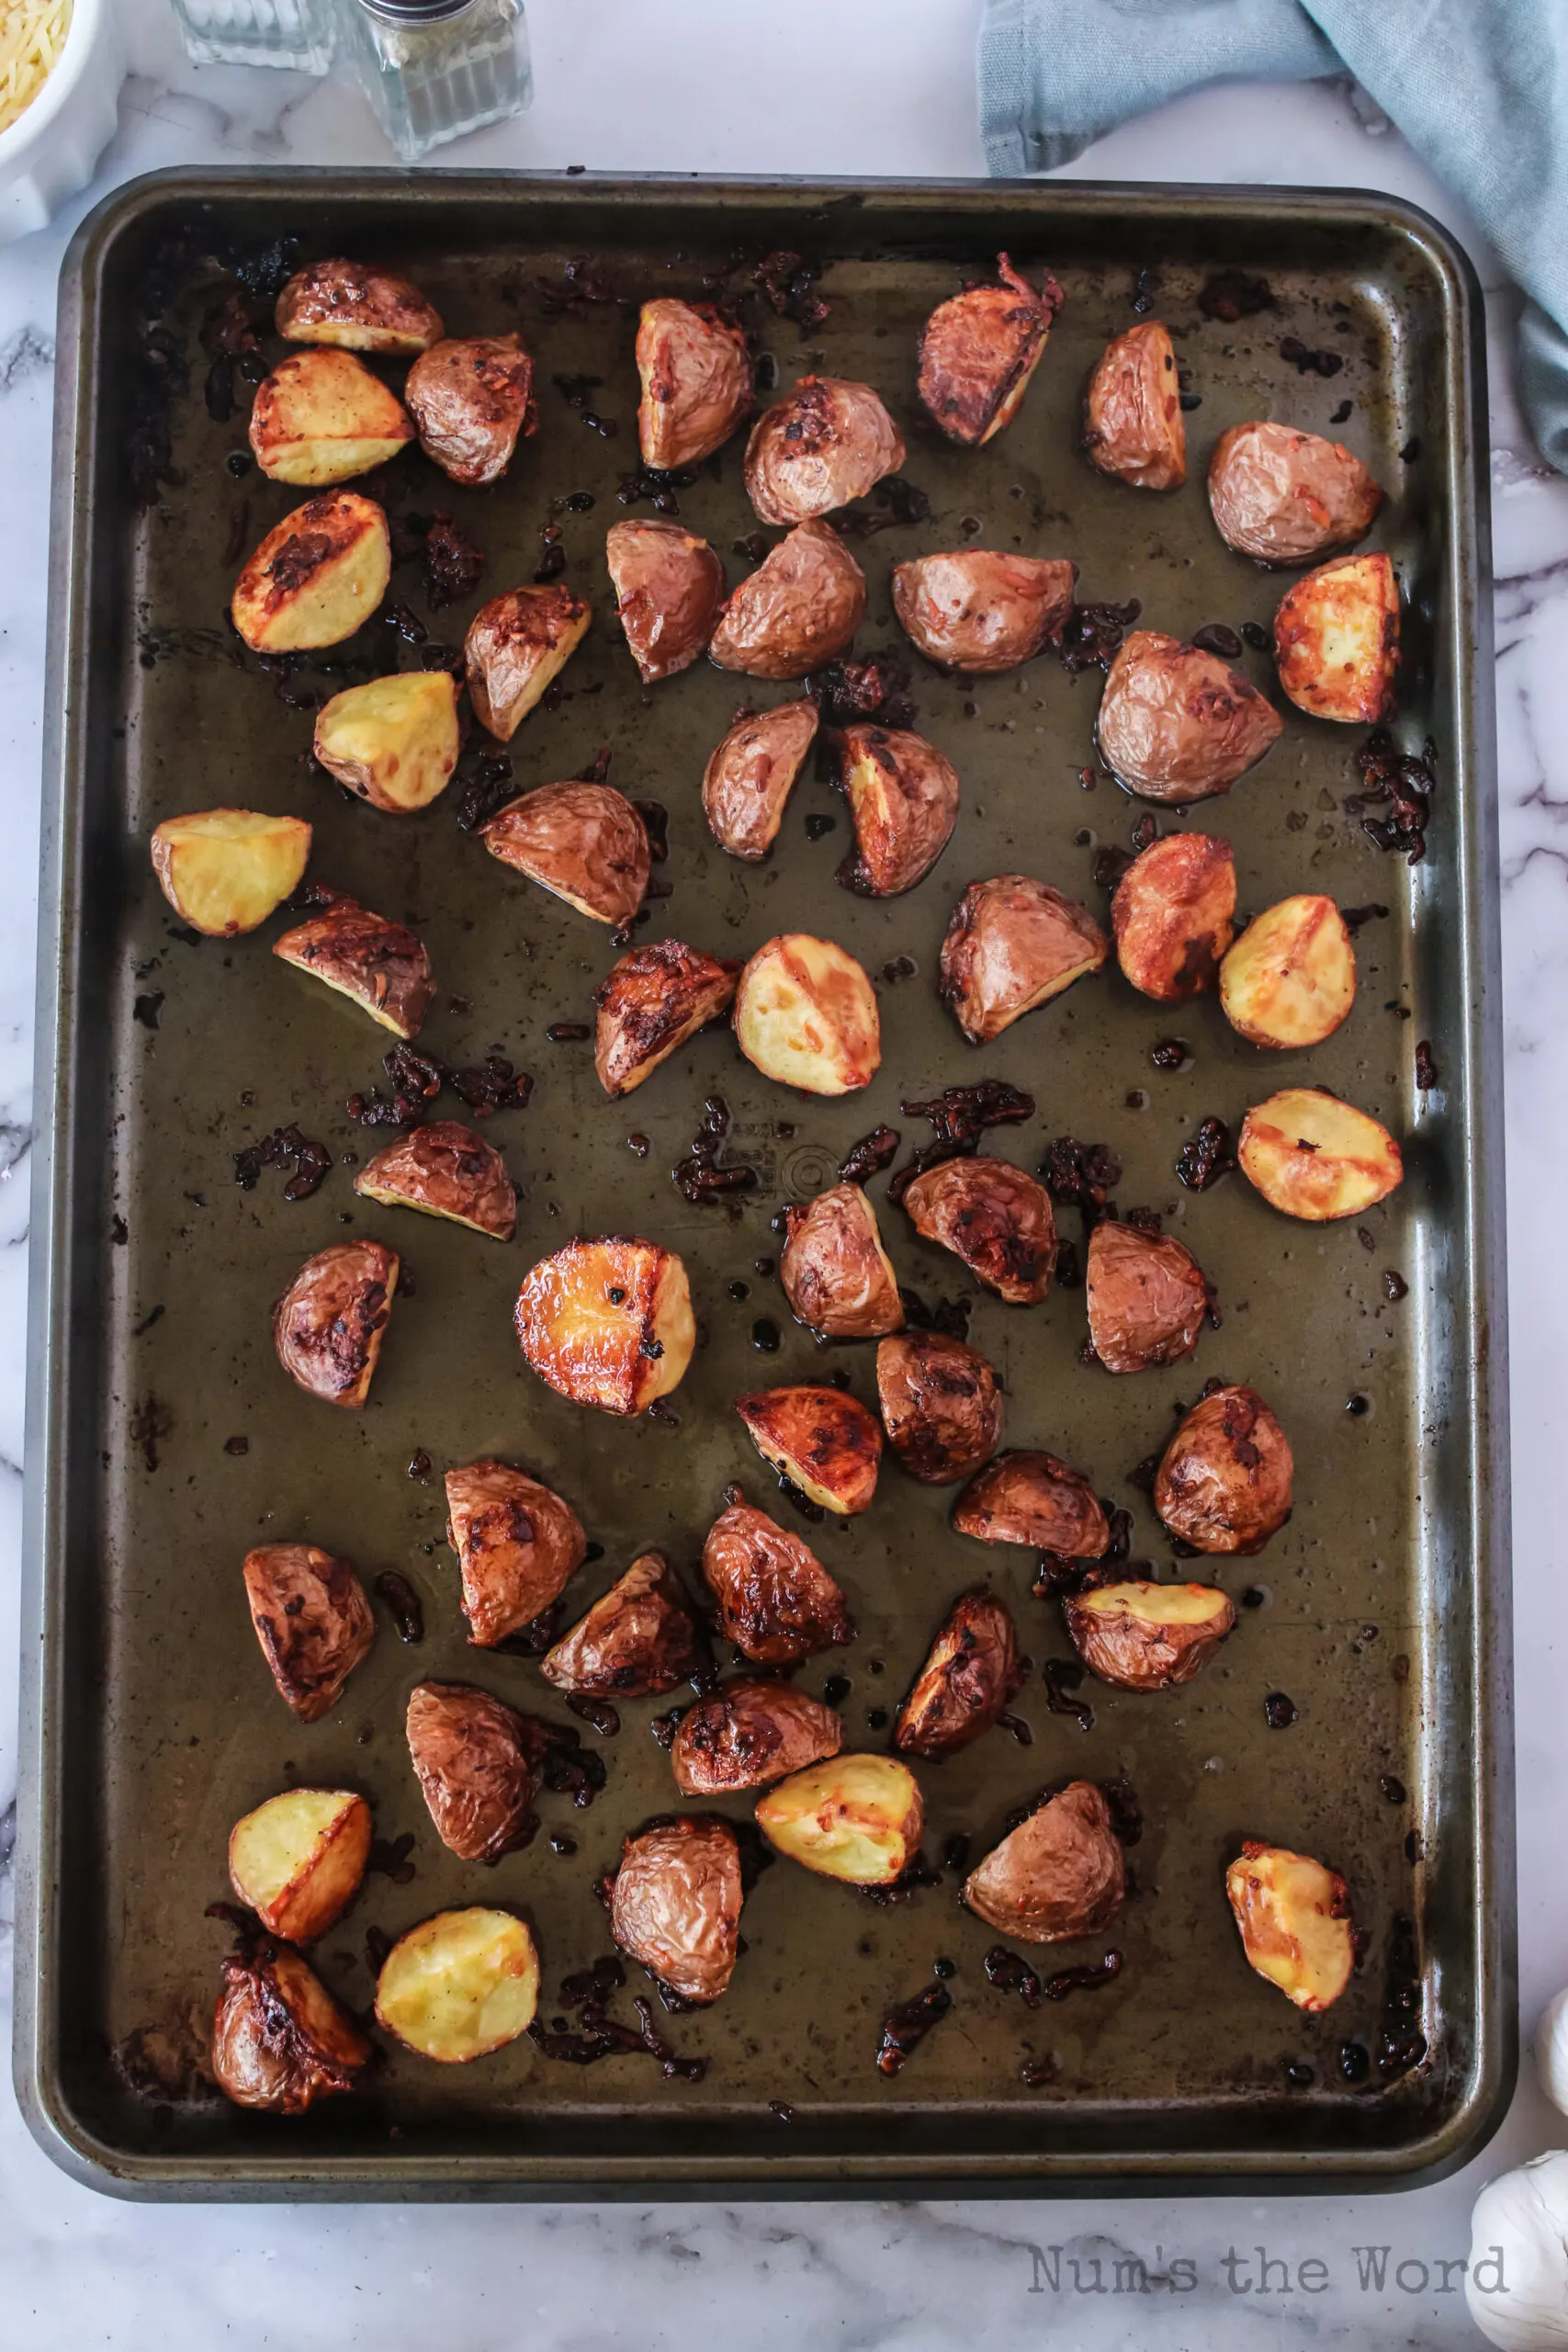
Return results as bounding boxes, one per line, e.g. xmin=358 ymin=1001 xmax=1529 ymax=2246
xmin=876 ymin=1330 xmax=1004 ymax=1486
xmin=702 ymin=699 xmax=819 ymax=860
xmin=838 ymin=724 xmax=960 ymax=897
xmin=901 ymin=1155 xmax=1057 ymax=1305
xmin=228 ymin=1789 xmax=372 ymax=1942
xmin=918 ymin=253 xmax=1063 ymax=447
xmin=1273 ymin=552 xmax=1399 ymax=722
xmin=355 ymin=1120 xmax=515 ymax=1240
xmin=375 ymin=1908 xmax=539 ymax=2062
xmin=892 ymin=549 xmax=1076 ymax=673
xmin=744 ymin=376 xmax=906 ymax=525
xmin=273 ymin=898 xmax=434 ymax=1039
xmin=465 ymin=585 xmax=592 ymax=741
xmin=1209 ymin=421 xmax=1384 ymax=564
xmin=150 ymin=808 xmax=311 ymax=936
xmin=734 ymin=1385 xmax=883 ymax=1516
xmin=755 ymin=1754 xmax=924 ymax=1885
xmin=1226 ymin=1842 xmax=1355 ymax=2012
xmin=482 ymin=781 xmax=650 ymax=926
xmin=212 ymin=1941 xmax=370 ymax=2112
xmin=445 ymin=1459 xmax=587 ymax=1648
xmin=276 ymin=258 xmax=442 ymax=354
xmin=941 ymin=874 xmax=1107 ymax=1043
xmin=249 ymin=347 xmax=414 ymax=486
xmin=780 ymin=1182 xmax=903 ymax=1338
xmin=637 ymin=297 xmax=752 ymax=469
xmin=964 ymin=1781 xmax=1125 ymax=1943
xmin=1111 ymin=831 xmax=1237 ymax=1001
xmin=593 ymin=938 xmax=739 ymax=1097
xmin=1084 ymin=321 xmax=1186 ymax=490
xmin=1086 ymin=1220 xmax=1210 ymax=1374
xmin=951 ymin=1449 xmax=1107 ymax=1553
xmin=312 ymin=670 xmax=460 ymax=813
xmin=406 ymin=1681 xmax=542 ymax=1862
xmin=1237 ymin=1086 xmax=1403 ymax=1220
xmin=231 ymin=492 xmax=391 ymax=653
xmin=671 ymin=1679 xmax=843 ymax=1797
xmin=1097 ymin=629 xmax=1283 ymax=802
xmin=701 ymin=1496 xmax=854 ymax=1663
xmin=708 ymin=520 xmax=866 ymax=679
xmin=514 ymin=1237 xmax=694 ymax=1415
xmin=605 ymin=518 xmax=726 ymax=682
xmin=734 ymin=933 xmax=881 ymax=1095
xmin=1220 ymin=894 xmax=1356 ymax=1048
xmin=273 ymin=1238 xmax=399 ymax=1409
xmin=404 ymin=334 xmax=536 ymax=486
xmin=1064 ymin=1578 xmax=1236 ymax=1690
xmin=894 ymin=1589 xmax=1022 ymax=1758
xmin=611 ymin=1817 xmax=743 ymax=2004
xmin=243 ymin=1544 xmax=375 ymax=1722
xmin=1155 ymin=1384 xmax=1293 ymax=1555
xmin=540 ymin=1549 xmax=705 ymax=1695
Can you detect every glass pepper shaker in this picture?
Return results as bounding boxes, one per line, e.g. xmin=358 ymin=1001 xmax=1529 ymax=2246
xmin=167 ymin=0 xmax=335 ymax=72
xmin=335 ymin=0 xmax=532 ymax=164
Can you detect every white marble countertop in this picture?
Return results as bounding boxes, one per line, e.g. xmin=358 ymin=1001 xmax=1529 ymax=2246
xmin=4 ymin=2 xmax=1568 ymax=2343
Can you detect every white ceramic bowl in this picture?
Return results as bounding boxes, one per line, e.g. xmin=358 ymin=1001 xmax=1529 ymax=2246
xmin=0 ymin=0 xmax=122 ymax=247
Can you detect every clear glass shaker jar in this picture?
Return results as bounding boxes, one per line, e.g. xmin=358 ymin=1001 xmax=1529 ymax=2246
xmin=336 ymin=0 xmax=531 ymax=164
xmin=167 ymin=0 xmax=335 ymax=72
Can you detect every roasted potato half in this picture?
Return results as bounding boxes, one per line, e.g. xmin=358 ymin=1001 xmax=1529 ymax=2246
xmin=273 ymin=897 xmax=434 ymax=1038
xmin=838 ymin=724 xmax=960 ymax=898
xmin=540 ymin=1549 xmax=705 ymax=1696
xmin=918 ymin=252 xmax=1063 ymax=447
xmin=515 ymin=1237 xmax=694 ymax=1415
xmin=248 ymin=347 xmax=413 ymax=487
xmin=1220 ymin=895 xmax=1356 ymax=1049
xmin=243 ymin=1543 xmax=375 ymax=1722
xmin=876 ymin=1329 xmax=1004 ymax=1486
xmin=313 ymin=670 xmax=460 ymax=813
xmin=756 ymin=1754 xmax=923 ymax=1886
xmin=405 ymin=334 xmax=536 ymax=486
xmin=1084 ymin=320 xmax=1186 ymax=490
xmin=232 ymin=491 xmax=391 ymax=654
xmin=702 ymin=698 xmax=819 ymax=861
xmin=276 ymin=258 xmax=443 ymax=354
xmin=734 ymin=933 xmax=881 ymax=1095
xmin=780 ymin=1181 xmax=904 ymax=1338
xmin=605 ymin=517 xmax=726 ymax=682
xmin=744 ymin=376 xmax=906 ymax=526
xmin=707 ymin=520 xmax=866 ymax=679
xmin=964 ymin=1781 xmax=1124 ymax=1944
xmin=1155 ymin=1384 xmax=1293 ymax=1555
xmin=1237 ymin=1087 xmax=1403 ymax=1221
xmin=1064 ymin=1578 xmax=1235 ymax=1690
xmin=482 ymin=780 xmax=649 ymax=926
xmin=894 ymin=1589 xmax=1022 ymax=1759
xmin=355 ymin=1121 xmax=515 ymax=1240
xmin=941 ymin=874 xmax=1107 ymax=1043
xmin=150 ymin=808 xmax=310 ymax=936
xmin=274 ymin=1238 xmax=399 ymax=1409
xmin=465 ymin=585 xmax=592 ymax=741
xmin=1111 ymin=831 xmax=1236 ymax=1002
xmin=213 ymin=1940 xmax=371 ymax=2113
xmin=1226 ymin=1843 xmax=1355 ymax=2012
xmin=735 ymin=1384 xmax=883 ymax=1516
xmin=892 ymin=549 xmax=1076 ymax=674
xmin=671 ymin=1679 xmax=844 ymax=1797
xmin=900 ymin=1154 xmax=1057 ymax=1305
xmin=375 ymin=1908 xmax=539 ymax=2063
xmin=446 ymin=1459 xmax=587 ymax=1648
xmin=637 ymin=297 xmax=752 ymax=469
xmin=952 ymin=1449 xmax=1108 ymax=1554
xmin=1097 ymin=629 xmax=1283 ymax=803
xmin=611 ymin=1816 xmax=743 ymax=2004
xmin=406 ymin=1681 xmax=541 ymax=1863
xmin=228 ymin=1788 xmax=372 ymax=1942
xmin=593 ymin=938 xmax=739 ymax=1097
xmin=1274 ymin=552 xmax=1399 ymax=723
xmin=1086 ymin=1219 xmax=1210 ymax=1373
xmin=1209 ymin=421 xmax=1384 ymax=564
xmin=702 ymin=1494 xmax=854 ymax=1663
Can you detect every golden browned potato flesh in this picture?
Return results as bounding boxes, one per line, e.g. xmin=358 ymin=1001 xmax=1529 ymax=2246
xmin=231 ymin=491 xmax=391 ymax=653
xmin=901 ymin=1154 xmax=1057 ymax=1305
xmin=515 ymin=1237 xmax=694 ymax=1415
xmin=540 ymin=1549 xmax=705 ymax=1696
xmin=734 ymin=1384 xmax=883 ymax=1516
xmin=1220 ymin=894 xmax=1356 ymax=1049
xmin=1086 ymin=1219 xmax=1211 ymax=1373
xmin=243 ymin=1543 xmax=375 ymax=1722
xmin=918 ymin=252 xmax=1063 ymax=447
xmin=1226 ymin=1842 xmax=1355 ymax=2011
xmin=248 ymin=346 xmax=413 ymax=486
xmin=701 ymin=1493 xmax=854 ymax=1663
xmin=637 ymin=296 xmax=752 ymax=469
xmin=876 ymin=1329 xmax=1004 ymax=1486
xmin=780 ymin=1182 xmax=904 ymax=1338
xmin=150 ymin=809 xmax=310 ymax=936
xmin=1084 ymin=321 xmax=1186 ymax=490
xmin=1274 ymin=552 xmax=1399 ymax=722
xmin=355 ymin=1120 xmax=515 ymax=1240
xmin=744 ymin=376 xmax=906 ymax=525
xmin=446 ymin=1458 xmax=587 ymax=1647
xmin=482 ymin=781 xmax=649 ymax=925
xmin=465 ymin=585 xmax=592 ymax=741
xmin=228 ymin=1788 xmax=372 ymax=1941
xmin=1065 ymin=1578 xmax=1235 ymax=1690
xmin=951 ymin=1449 xmax=1107 ymax=1553
xmin=611 ymin=1816 xmax=743 ymax=2004
xmin=894 ymin=1588 xmax=1022 ymax=1758
xmin=734 ymin=933 xmax=880 ymax=1094
xmin=404 ymin=334 xmax=536 ymax=486
xmin=1111 ymin=831 xmax=1236 ymax=1001
xmin=1097 ymin=629 xmax=1283 ymax=802
xmin=964 ymin=1781 xmax=1124 ymax=1943
xmin=276 ymin=257 xmax=443 ymax=355
xmin=605 ymin=517 xmax=726 ymax=682
xmin=940 ymin=874 xmax=1107 ymax=1043
xmin=212 ymin=1939 xmax=370 ymax=2112
xmin=593 ymin=938 xmax=739 ymax=1097
xmin=671 ymin=1679 xmax=843 ymax=1797
xmin=1237 ymin=1086 xmax=1403 ymax=1220
xmin=374 ymin=1908 xmax=539 ymax=2062
xmin=838 ymin=724 xmax=960 ymax=897
xmin=273 ymin=1238 xmax=399 ymax=1409
xmin=707 ymin=520 xmax=866 ymax=679
xmin=755 ymin=1754 xmax=923 ymax=1885
xmin=406 ymin=1680 xmax=541 ymax=1862
xmin=1155 ymin=1384 xmax=1293 ymax=1555
xmin=313 ymin=670 xmax=460 ymax=812
xmin=892 ymin=549 xmax=1076 ymax=673
xmin=1209 ymin=420 xmax=1384 ymax=564
xmin=701 ymin=699 xmax=819 ymax=861
xmin=273 ymin=897 xmax=434 ymax=1037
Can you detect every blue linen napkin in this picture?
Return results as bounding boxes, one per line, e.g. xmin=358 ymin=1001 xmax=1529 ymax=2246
xmin=978 ymin=0 xmax=1568 ymax=473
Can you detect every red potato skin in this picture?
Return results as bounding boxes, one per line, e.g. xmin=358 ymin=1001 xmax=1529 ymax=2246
xmin=272 ymin=1238 xmax=399 ymax=1408
xmin=1064 ymin=1581 xmax=1236 ymax=1690
xmin=701 ymin=1498 xmax=854 ymax=1663
xmin=275 ymin=259 xmax=442 ymax=353
xmin=481 ymin=783 xmax=650 ymax=926
xmin=243 ymin=1544 xmax=375 ymax=1723
xmin=839 ymin=724 xmax=961 ymax=898
xmin=405 ymin=1681 xmax=543 ymax=1862
xmin=539 ymin=1551 xmax=705 ymax=1697
xmin=1085 ymin=1219 xmax=1211 ymax=1373
xmin=951 ymin=1450 xmax=1108 ymax=1555
xmin=1111 ymin=832 xmax=1237 ymax=1001
xmin=592 ymin=939 xmax=739 ymax=1097
xmin=1083 ymin=321 xmax=1186 ymax=491
xmin=1097 ymin=629 xmax=1283 ymax=803
xmin=637 ymin=299 xmax=752 ymax=469
xmin=1208 ymin=421 xmax=1384 ymax=564
xmin=744 ymin=377 xmax=906 ymax=526
xmin=272 ymin=899 xmax=434 ymax=1039
xmin=940 ymin=875 xmax=1108 ymax=1043
xmin=355 ymin=1120 xmax=515 ymax=1239
xmin=404 ymin=334 xmax=536 ymax=487
xmin=707 ymin=521 xmax=866 ymax=679
xmin=894 ymin=1589 xmax=1023 ymax=1758
xmin=892 ymin=550 xmax=1077 ymax=673
xmin=463 ymin=585 xmax=590 ymax=741
xmin=605 ymin=519 xmax=727 ymax=683
xmin=918 ymin=254 xmax=1064 ymax=446
xmin=779 ymin=1182 xmax=904 ymax=1339
xmin=445 ymin=1459 xmax=587 ymax=1648
xmin=212 ymin=1943 xmax=370 ymax=2112
xmin=1155 ymin=1384 xmax=1293 ymax=1555
xmin=875 ymin=1329 xmax=1005 ymax=1486
xmin=964 ymin=1781 xmax=1126 ymax=1943
xmin=671 ymin=1680 xmax=844 ymax=1796
xmin=610 ymin=1817 xmax=743 ymax=2004
xmin=901 ymin=1156 xmax=1057 ymax=1305
xmin=702 ymin=700 xmax=820 ymax=860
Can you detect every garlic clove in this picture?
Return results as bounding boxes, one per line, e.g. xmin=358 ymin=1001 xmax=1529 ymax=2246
xmin=1467 ymin=2151 xmax=1568 ymax=2349
xmin=1538 ymin=1990 xmax=1568 ymax=2119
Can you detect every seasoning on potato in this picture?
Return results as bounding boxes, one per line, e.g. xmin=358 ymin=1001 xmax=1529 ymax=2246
xmin=838 ymin=724 xmax=960 ymax=897
xmin=312 ymin=670 xmax=460 ymax=812
xmin=707 ymin=519 xmax=866 ymax=679
xmin=671 ymin=1679 xmax=844 ymax=1797
xmin=228 ymin=1788 xmax=372 ymax=1941
xmin=540 ymin=1549 xmax=706 ymax=1695
xmin=276 ymin=257 xmax=443 ymax=354
xmin=465 ymin=584 xmax=592 ymax=740
xmin=780 ymin=1182 xmax=904 ymax=1338
xmin=951 ymin=1449 xmax=1107 ymax=1554
xmin=964 ymin=1781 xmax=1125 ymax=1943
xmin=892 ymin=549 xmax=1076 ymax=673
xmin=445 ymin=1458 xmax=587 ymax=1648
xmin=355 ymin=1121 xmax=516 ymax=1240
xmin=406 ymin=1681 xmax=543 ymax=1861
xmin=514 ymin=1237 xmax=694 ymax=1415
xmin=243 ymin=1542 xmax=375 ymax=1721
xmin=733 ymin=933 xmax=881 ymax=1094
xmin=894 ymin=1589 xmax=1023 ymax=1758
xmin=876 ymin=1329 xmax=1004 ymax=1485
xmin=593 ymin=938 xmax=739 ymax=1097
xmin=744 ymin=376 xmax=906 ymax=525
xmin=940 ymin=875 xmax=1108 ymax=1043
xmin=1208 ymin=420 xmax=1384 ymax=564
xmin=636 ymin=296 xmax=752 ymax=469
xmin=1096 ymin=629 xmax=1282 ymax=802
xmin=1225 ymin=1842 xmax=1355 ymax=2011
xmin=734 ymin=1384 xmax=883 ymax=1516
xmin=1084 ymin=320 xmax=1186 ymax=491
xmin=605 ymin=517 xmax=727 ymax=682
xmin=1110 ymin=831 xmax=1236 ymax=1001
xmin=1236 ymin=1086 xmax=1403 ymax=1220
xmin=1154 ymin=1384 xmax=1292 ymax=1555
xmin=918 ymin=252 xmax=1063 ymax=447
xmin=374 ymin=1907 xmax=540 ymax=2063
xmin=150 ymin=809 xmax=311 ymax=937
xmin=1085 ymin=1218 xmax=1211 ymax=1373
xmin=1063 ymin=1578 xmax=1235 ymax=1690
xmin=249 ymin=347 xmax=414 ymax=486
xmin=404 ymin=334 xmax=536 ymax=486
xmin=701 ymin=699 xmax=820 ymax=860
xmin=701 ymin=1492 xmax=854 ymax=1663
xmin=755 ymin=1754 xmax=923 ymax=1885
xmin=481 ymin=781 xmax=650 ymax=926
xmin=213 ymin=1938 xmax=371 ymax=2112
xmin=900 ymin=1154 xmax=1057 ymax=1304
xmin=231 ymin=491 xmax=391 ymax=653
xmin=1273 ymin=552 xmax=1399 ymax=722
xmin=610 ymin=1816 xmax=744 ymax=2004
xmin=1220 ymin=894 xmax=1356 ymax=1048
xmin=273 ymin=1238 xmax=399 ymax=1409
xmin=273 ymin=897 xmax=434 ymax=1038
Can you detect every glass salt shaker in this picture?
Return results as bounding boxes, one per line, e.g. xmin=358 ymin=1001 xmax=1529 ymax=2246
xmin=167 ymin=0 xmax=335 ymax=72
xmin=336 ymin=0 xmax=532 ymax=164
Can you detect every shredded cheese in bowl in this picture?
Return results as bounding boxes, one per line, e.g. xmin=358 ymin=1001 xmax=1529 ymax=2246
xmin=0 ymin=0 xmax=72 ymax=136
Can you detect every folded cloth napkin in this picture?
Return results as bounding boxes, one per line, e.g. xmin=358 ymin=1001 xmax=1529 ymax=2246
xmin=978 ymin=0 xmax=1568 ymax=472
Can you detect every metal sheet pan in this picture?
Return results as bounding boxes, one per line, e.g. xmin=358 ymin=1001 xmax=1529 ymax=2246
xmin=14 ymin=168 xmax=1510 ymax=2195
